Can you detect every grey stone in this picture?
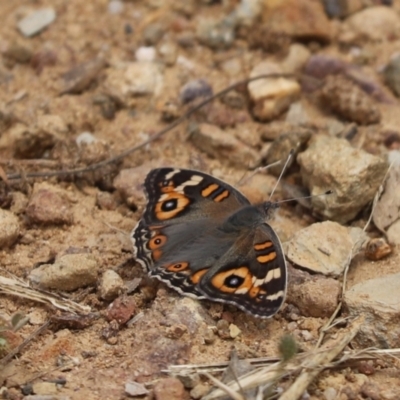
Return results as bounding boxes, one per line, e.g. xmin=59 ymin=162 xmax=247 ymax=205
xmin=297 ymin=135 xmax=388 ymax=223
xmin=344 ymin=273 xmax=400 ymax=348
xmin=29 ymin=253 xmax=98 ymax=291
xmin=17 ymin=8 xmax=56 ymax=37
xmin=125 ymin=381 xmax=149 ymax=396
xmin=287 ymin=221 xmax=367 ymax=276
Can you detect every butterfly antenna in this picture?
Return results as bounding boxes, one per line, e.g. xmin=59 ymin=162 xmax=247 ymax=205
xmin=276 ymin=190 xmax=333 ymax=205
xmin=237 ymin=160 xmax=282 ymax=187
xmin=269 ymin=149 xmax=295 ymax=201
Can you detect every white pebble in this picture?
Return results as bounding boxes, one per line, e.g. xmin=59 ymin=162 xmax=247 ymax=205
xmin=76 ymin=132 xmax=97 ymax=146
xmin=135 ymin=46 xmax=156 ymax=62
xmin=323 ymin=387 xmax=337 ymax=400
xmin=17 ymin=8 xmax=56 ymax=37
xmin=108 ymin=0 xmax=124 ymax=14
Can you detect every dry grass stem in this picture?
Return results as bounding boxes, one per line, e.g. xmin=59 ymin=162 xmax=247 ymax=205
xmin=0 ymin=274 xmax=91 ymax=314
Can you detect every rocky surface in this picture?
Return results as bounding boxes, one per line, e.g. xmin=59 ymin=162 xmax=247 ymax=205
xmin=1 ymin=1 xmax=400 ymax=399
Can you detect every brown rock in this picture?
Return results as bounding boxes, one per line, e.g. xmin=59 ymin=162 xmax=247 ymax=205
xmin=0 ymin=209 xmax=20 ymax=248
xmin=60 ymin=57 xmax=106 ymax=95
xmin=153 ymin=377 xmax=186 ymax=400
xmin=321 ymin=75 xmax=381 ymax=125
xmin=365 ymin=238 xmax=392 ymax=261
xmin=248 ymin=61 xmax=300 ymax=122
xmin=106 ymin=296 xmax=136 ymax=325
xmin=26 ymin=182 xmax=73 ymax=225
xmin=99 ymin=270 xmax=125 ymax=301
xmin=288 ymin=275 xmax=340 ymax=318
xmin=261 ymin=0 xmax=332 ymax=42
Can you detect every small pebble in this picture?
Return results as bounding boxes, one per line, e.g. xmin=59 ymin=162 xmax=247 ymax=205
xmin=108 ymin=0 xmax=124 ymax=14
xmin=180 ymin=79 xmax=213 ymax=104
xmin=300 ymin=330 xmax=314 ymax=342
xmin=229 ymin=323 xmax=242 ymax=339
xmin=36 ymin=114 xmax=68 ymax=137
xmin=76 ymin=132 xmax=97 ymax=146
xmin=103 ymin=61 xmax=164 ymax=104
xmin=323 ymin=387 xmax=337 ymax=400
xmin=190 ymin=383 xmax=210 ymax=399
xmin=321 ymin=74 xmax=381 ymax=125
xmin=143 ymin=23 xmax=165 ymax=45
xmin=60 ymin=57 xmax=106 ymax=95
xmin=365 ymin=238 xmax=392 ymax=261
xmin=176 ymin=372 xmax=200 ymax=389
xmin=107 ymin=296 xmax=136 ymax=325
xmin=153 ymin=377 xmax=186 ymax=400
xmin=99 ymin=270 xmax=125 ymax=300
xmin=248 ymin=61 xmax=300 ymax=121
xmin=158 ymin=41 xmax=178 ymax=66
xmin=125 ymin=381 xmax=148 ymax=396
xmin=26 ymin=183 xmax=73 ymax=225
xmin=135 ymin=46 xmax=156 ymax=62
xmin=17 ymin=8 xmax=56 ymax=37
xmin=0 ymin=209 xmax=20 ymax=248
xmin=196 ymin=18 xmax=235 ymax=49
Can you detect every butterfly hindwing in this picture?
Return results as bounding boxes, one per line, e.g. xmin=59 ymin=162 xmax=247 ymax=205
xmin=197 ymin=223 xmax=287 ymax=318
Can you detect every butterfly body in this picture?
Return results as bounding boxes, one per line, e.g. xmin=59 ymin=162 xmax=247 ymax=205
xmin=132 ymin=168 xmax=287 ymax=318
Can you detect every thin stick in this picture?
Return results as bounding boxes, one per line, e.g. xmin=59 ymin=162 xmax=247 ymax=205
xmin=5 ymin=73 xmax=294 ymax=182
xmin=0 ymin=321 xmax=49 ymax=365
xmin=203 ymin=372 xmax=245 ymax=400
xmin=269 ymin=149 xmax=294 ymax=200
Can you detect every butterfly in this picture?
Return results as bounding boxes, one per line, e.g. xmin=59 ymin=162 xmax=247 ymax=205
xmin=131 ymin=168 xmax=287 ymax=318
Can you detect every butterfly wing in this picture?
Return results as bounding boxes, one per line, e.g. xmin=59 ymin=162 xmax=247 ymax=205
xmin=197 ymin=222 xmax=287 ymax=318
xmin=132 ymin=168 xmax=287 ymax=318
xmin=139 ymin=168 xmax=250 ymax=225
xmin=132 ymin=168 xmax=250 ymax=274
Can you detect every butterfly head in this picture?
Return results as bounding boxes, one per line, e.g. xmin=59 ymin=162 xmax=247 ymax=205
xmin=261 ymin=201 xmax=280 ymax=220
